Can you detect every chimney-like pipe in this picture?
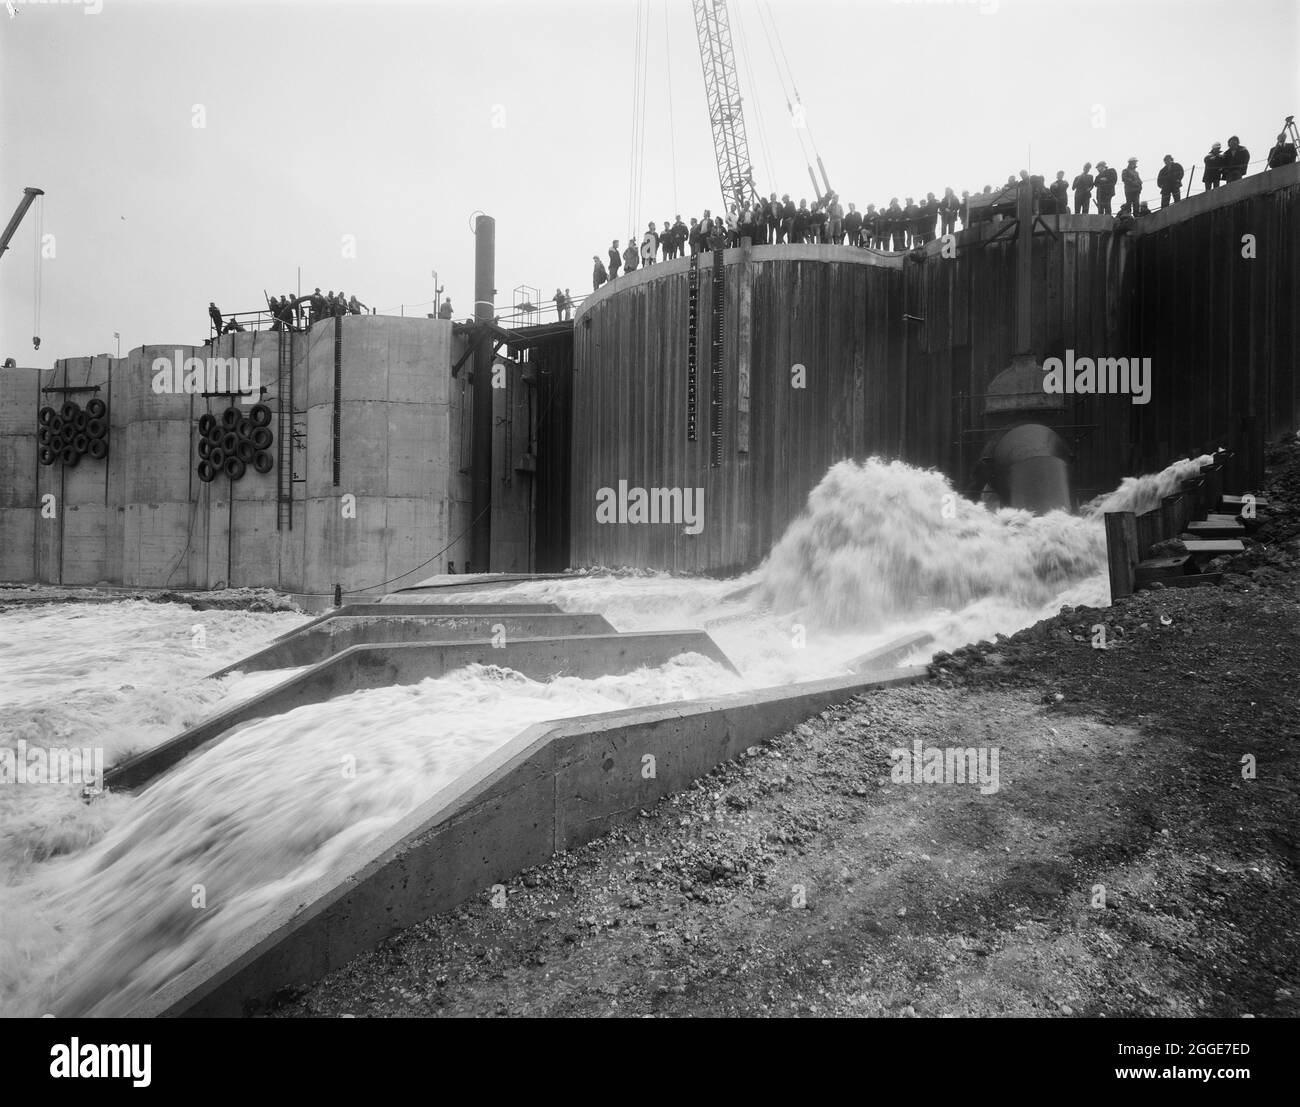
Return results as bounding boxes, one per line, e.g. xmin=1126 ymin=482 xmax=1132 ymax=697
xmin=471 ymin=215 xmax=496 ymax=572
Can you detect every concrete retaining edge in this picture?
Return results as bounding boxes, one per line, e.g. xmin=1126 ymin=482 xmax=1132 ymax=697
xmin=211 ymin=612 xmax=617 ymax=678
xmin=108 ymin=630 xmax=733 ymax=792
xmin=268 ymin=602 xmax=562 ymax=643
xmin=137 ymin=666 xmax=926 ymax=1017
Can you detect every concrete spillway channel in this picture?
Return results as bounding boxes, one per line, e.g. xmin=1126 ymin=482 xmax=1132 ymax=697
xmin=110 ymin=600 xmax=925 ymax=1016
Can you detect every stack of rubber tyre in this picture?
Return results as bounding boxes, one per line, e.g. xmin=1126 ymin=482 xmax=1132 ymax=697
xmin=196 ymin=403 xmax=274 ymax=482
xmin=37 ymin=399 xmax=109 ymax=467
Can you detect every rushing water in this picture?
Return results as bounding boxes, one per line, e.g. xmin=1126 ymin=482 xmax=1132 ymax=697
xmin=0 ymin=454 xmax=1207 ymax=1016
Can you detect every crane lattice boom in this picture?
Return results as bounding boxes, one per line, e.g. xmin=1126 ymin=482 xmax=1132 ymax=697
xmin=692 ymin=0 xmax=757 ymax=213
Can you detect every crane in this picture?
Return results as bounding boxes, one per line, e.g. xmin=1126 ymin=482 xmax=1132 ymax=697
xmin=691 ymin=2 xmax=832 ymax=213
xmin=692 ymin=0 xmax=758 ymax=213
xmin=0 ymin=187 xmax=44 ymax=260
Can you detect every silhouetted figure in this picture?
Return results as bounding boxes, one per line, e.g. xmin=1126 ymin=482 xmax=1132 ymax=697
xmin=222 ymin=317 xmax=245 ymax=334
xmin=348 ymin=294 xmax=366 ymax=315
xmin=593 ymin=256 xmax=608 ymax=290
xmin=1203 ymin=143 xmax=1223 ymax=190
xmin=673 ymin=215 xmax=689 ymax=253
xmin=623 ymin=238 xmax=640 ymax=273
xmin=641 ymin=222 xmax=659 ymax=266
xmin=1094 ymin=161 xmax=1117 ymax=215
xmin=1048 ymin=171 xmax=1068 ymax=214
xmin=1072 ymin=163 xmax=1095 ymax=213
xmin=209 ymin=301 xmax=223 ymax=334
xmin=1267 ymin=131 xmax=1297 ymax=168
xmin=609 ymin=240 xmax=622 ymax=279
xmin=887 ymin=198 xmax=906 ymax=250
xmin=1157 ymin=154 xmax=1184 ymax=207
xmin=844 ymin=202 xmax=863 ymax=246
xmin=310 ymin=287 xmax=326 ymax=323
xmin=778 ymin=195 xmax=795 ymax=243
xmin=1222 ymin=135 xmax=1250 ymax=183
xmin=553 ymin=288 xmax=566 ymax=320
xmin=438 ymin=297 xmax=454 ymax=319
xmin=1121 ymin=158 xmax=1142 ymax=214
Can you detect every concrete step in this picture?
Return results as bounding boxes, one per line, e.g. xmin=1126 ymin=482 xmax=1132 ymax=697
xmin=211 ymin=611 xmax=616 ymax=677
xmin=1221 ymin=494 xmax=1269 ymax=511
xmin=1184 ymin=521 xmax=1246 ymax=538
xmin=1182 ymin=539 xmax=1245 ymax=554
xmin=106 ymin=631 xmax=737 ymax=792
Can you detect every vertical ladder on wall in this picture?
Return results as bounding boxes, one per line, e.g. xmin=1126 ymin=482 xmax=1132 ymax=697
xmin=710 ymin=247 xmax=725 ymax=466
xmin=687 ymin=254 xmax=699 ymax=441
xmin=276 ymin=325 xmax=293 ymax=530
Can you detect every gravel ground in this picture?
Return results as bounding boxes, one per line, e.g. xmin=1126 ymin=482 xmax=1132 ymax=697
xmin=264 ymin=435 xmax=1293 ymax=1018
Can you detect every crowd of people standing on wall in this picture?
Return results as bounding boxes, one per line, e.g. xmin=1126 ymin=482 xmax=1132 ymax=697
xmin=207 ymin=287 xmax=374 ymax=337
xmin=590 ymin=120 xmax=1298 ymax=290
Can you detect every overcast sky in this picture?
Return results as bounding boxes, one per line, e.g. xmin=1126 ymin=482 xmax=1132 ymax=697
xmin=1 ymin=0 xmax=1296 ymax=365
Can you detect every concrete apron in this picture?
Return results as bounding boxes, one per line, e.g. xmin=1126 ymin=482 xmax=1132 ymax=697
xmin=135 ymin=666 xmax=926 ymax=1017
xmin=106 ymin=631 xmax=735 ymax=792
xmin=210 ymin=612 xmax=618 ymax=677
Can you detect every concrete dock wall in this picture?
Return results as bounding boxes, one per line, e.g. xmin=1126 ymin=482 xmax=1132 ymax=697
xmin=0 ymin=315 xmax=537 ymax=590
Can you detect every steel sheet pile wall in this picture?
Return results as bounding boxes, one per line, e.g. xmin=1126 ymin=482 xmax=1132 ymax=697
xmin=571 ymin=246 xmax=902 ymax=572
xmin=904 ymin=214 xmax=1134 ymax=500
xmin=1129 ymin=163 xmax=1300 ymax=467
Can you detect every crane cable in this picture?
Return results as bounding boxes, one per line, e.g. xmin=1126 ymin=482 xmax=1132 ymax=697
xmin=756 ymin=0 xmax=826 ymax=188
xmin=732 ymin=1 xmax=774 ymax=195
xmin=635 ymin=0 xmax=651 ymax=232
xmin=32 ymin=193 xmax=43 ymax=348
xmin=663 ymin=0 xmax=678 ymax=215
xmin=626 ymin=1 xmax=643 ymax=235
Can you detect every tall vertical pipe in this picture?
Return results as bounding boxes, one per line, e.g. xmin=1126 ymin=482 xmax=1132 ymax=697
xmin=471 ymin=214 xmax=496 ymax=572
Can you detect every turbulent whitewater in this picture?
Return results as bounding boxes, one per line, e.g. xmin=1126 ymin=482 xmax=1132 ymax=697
xmin=0 ymin=454 xmax=1205 ymax=1015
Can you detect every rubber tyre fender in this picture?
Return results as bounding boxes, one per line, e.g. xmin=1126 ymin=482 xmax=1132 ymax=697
xmin=60 ymin=401 xmax=79 ymax=421
xmin=73 ymin=433 xmax=90 ymax=454
xmin=38 ymin=445 xmax=57 ymax=466
xmin=237 ymin=417 xmax=254 ymax=439
xmin=86 ymin=418 xmax=107 ymax=440
xmin=196 ymin=460 xmax=217 ymax=483
xmin=209 ymin=446 xmax=226 ymax=468
xmin=60 ymin=445 xmax=79 ymax=467
xmin=198 ymin=412 xmax=217 ymax=436
xmin=249 ymin=403 xmax=272 ymax=428
xmin=87 ymin=438 xmax=108 ymax=461
xmin=73 ymin=411 xmax=89 ymax=432
xmin=86 ymin=398 xmax=107 ymax=418
xmin=50 ymin=415 xmax=65 ymax=435
xmin=221 ymin=407 xmax=240 ymax=430
xmin=206 ymin=421 xmax=224 ymax=445
xmin=222 ymin=431 xmax=239 ymax=454
xmin=38 ymin=406 xmax=56 ymax=426
xmin=223 ymin=455 xmax=246 ymax=481
xmin=251 ymin=426 xmax=273 ymax=450
xmin=197 ymin=438 xmax=213 ymax=460
xmin=236 ymin=439 xmax=256 ymax=463
xmin=253 ymin=450 xmax=274 ymax=474
xmin=37 ymin=426 xmax=52 ymax=445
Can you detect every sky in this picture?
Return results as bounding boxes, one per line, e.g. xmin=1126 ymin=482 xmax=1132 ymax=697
xmin=1 ymin=0 xmax=1297 ymax=365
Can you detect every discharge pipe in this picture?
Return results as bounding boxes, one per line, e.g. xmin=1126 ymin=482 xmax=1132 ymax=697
xmin=988 ymin=422 xmax=1072 ymax=514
